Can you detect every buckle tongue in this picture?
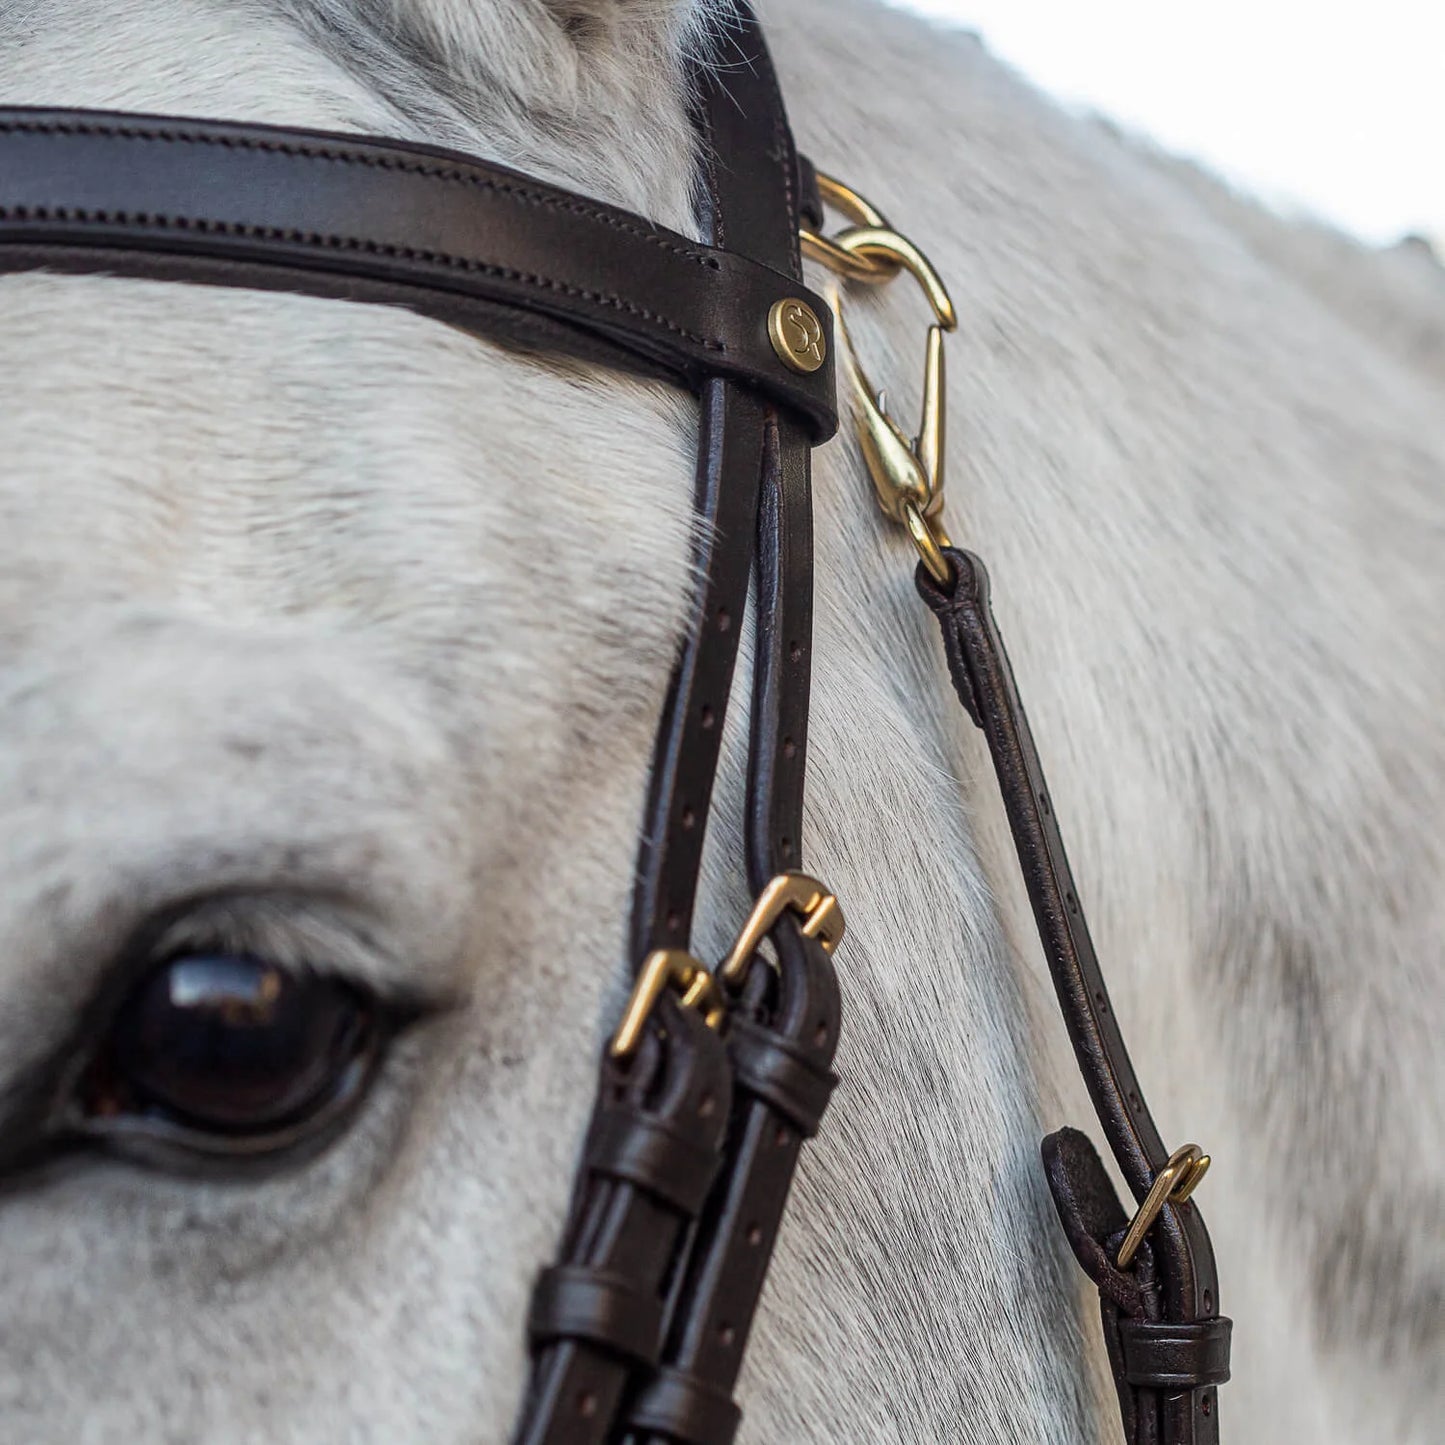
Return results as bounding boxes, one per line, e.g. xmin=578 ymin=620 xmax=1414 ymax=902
xmin=1116 ymin=1143 xmax=1212 ymax=1270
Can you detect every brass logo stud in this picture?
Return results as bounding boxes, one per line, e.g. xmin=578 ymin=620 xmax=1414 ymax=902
xmin=768 ymin=298 xmax=827 ymax=374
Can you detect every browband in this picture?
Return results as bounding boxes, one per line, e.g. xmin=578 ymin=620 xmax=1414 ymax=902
xmin=0 ymin=108 xmax=837 ymax=439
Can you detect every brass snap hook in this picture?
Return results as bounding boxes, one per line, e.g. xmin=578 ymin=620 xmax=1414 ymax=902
xmin=802 ymin=174 xmax=959 ymax=585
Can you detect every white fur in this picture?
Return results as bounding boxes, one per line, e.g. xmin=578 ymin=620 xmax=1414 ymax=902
xmin=0 ymin=1 xmax=1439 ymax=1440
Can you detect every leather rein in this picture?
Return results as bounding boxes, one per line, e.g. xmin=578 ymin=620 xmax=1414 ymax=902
xmin=0 ymin=5 xmax=1229 ymax=1440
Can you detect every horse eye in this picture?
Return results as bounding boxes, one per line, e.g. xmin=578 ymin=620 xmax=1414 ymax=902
xmin=80 ymin=955 xmax=378 ymax=1153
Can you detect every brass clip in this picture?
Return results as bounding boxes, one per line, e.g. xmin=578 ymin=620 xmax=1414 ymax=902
xmin=801 ymin=174 xmax=959 ymax=585
xmin=1115 ymin=1143 xmax=1212 ymax=1270
xmin=610 ymin=948 xmax=722 ymax=1059
xmin=717 ymin=872 xmax=845 ymax=989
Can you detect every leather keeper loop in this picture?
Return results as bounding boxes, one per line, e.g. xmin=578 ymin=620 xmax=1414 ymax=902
xmin=726 ymin=1017 xmax=835 ymax=1138
xmin=625 ymin=1364 xmax=743 ymax=1445
xmin=1118 ymin=1318 xmax=1232 ymax=1389
xmin=527 ymin=1265 xmax=664 ymax=1367
xmin=583 ymin=1106 xmax=722 ymax=1216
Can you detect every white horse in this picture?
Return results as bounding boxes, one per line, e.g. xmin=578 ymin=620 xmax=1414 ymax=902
xmin=0 ymin=1 xmax=1439 ymax=1440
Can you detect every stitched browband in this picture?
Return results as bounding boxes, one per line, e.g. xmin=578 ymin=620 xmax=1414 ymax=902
xmin=0 ymin=108 xmax=837 ymax=440
xmin=0 ymin=3 xmax=1227 ymax=1440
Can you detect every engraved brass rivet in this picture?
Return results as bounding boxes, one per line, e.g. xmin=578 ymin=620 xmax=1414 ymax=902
xmin=768 ymin=298 xmax=827 ymax=374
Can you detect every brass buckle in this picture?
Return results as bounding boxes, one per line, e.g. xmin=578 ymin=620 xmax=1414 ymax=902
xmin=1115 ymin=1143 xmax=1212 ymax=1270
xmin=717 ymin=872 xmax=845 ymax=988
xmin=801 ymin=174 xmax=958 ymax=585
xmin=610 ymin=874 xmax=845 ymax=1058
xmin=610 ymin=949 xmax=722 ymax=1059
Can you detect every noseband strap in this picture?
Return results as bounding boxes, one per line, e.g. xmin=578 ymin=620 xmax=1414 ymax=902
xmin=0 ymin=3 xmax=1228 ymax=1439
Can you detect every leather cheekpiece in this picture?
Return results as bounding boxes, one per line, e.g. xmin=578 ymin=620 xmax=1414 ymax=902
xmin=921 ymin=555 xmax=1230 ymax=1445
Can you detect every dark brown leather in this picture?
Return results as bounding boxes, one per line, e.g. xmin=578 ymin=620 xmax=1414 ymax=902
xmin=0 ymin=109 xmax=837 ymax=439
xmin=514 ymin=1000 xmax=732 ymax=1445
xmin=795 ymin=155 xmax=825 ymax=234
xmin=1119 ymin=1319 xmax=1232 ymax=1390
xmin=621 ymin=27 xmax=840 ymax=1445
xmin=919 ymin=553 xmax=1229 ymax=1444
xmin=628 ymin=381 xmax=767 ymax=961
xmin=545 ymin=12 xmax=841 ymax=1443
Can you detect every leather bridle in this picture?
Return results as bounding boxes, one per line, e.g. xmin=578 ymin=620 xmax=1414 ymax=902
xmin=0 ymin=5 xmax=1230 ymax=1441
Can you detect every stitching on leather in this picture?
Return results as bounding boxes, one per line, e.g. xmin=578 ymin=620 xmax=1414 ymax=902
xmin=0 ymin=118 xmax=724 ymax=272
xmin=0 ymin=202 xmax=725 ymax=351
xmin=763 ymin=60 xmax=802 ymax=277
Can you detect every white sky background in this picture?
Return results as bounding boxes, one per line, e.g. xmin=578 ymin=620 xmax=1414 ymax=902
xmin=886 ymin=0 xmax=1445 ymax=246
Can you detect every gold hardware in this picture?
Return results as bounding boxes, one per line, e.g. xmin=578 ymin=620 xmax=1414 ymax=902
xmin=610 ymin=948 xmax=723 ymax=1059
xmin=800 ymin=174 xmax=897 ymax=282
xmin=801 ymin=174 xmax=958 ymax=585
xmin=610 ymin=874 xmax=843 ymax=1058
xmin=1115 ymin=1143 xmax=1212 ymax=1270
xmin=902 ymin=499 xmax=952 ymax=587
xmin=768 ymin=297 xmax=828 ymax=374
xmin=717 ymin=872 xmax=845 ymax=988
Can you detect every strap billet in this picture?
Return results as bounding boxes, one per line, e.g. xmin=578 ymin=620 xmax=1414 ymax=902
xmin=917 ymin=551 xmax=1230 ymax=1444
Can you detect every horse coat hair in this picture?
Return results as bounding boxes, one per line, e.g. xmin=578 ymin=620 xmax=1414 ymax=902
xmin=0 ymin=0 xmax=1439 ymax=1440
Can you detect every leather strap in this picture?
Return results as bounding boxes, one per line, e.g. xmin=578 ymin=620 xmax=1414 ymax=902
xmin=625 ymin=30 xmax=839 ymax=1444
xmin=513 ymin=1000 xmax=732 ymax=1445
xmin=918 ymin=551 xmax=1229 ymax=1444
xmin=518 ymin=44 xmax=788 ymax=1433
xmin=531 ymin=10 xmax=840 ymax=1441
xmin=628 ymin=381 xmax=766 ymax=960
xmin=0 ymin=108 xmax=836 ymax=439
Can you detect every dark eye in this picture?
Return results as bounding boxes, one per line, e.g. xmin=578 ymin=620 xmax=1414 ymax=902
xmin=79 ymin=955 xmax=379 ymax=1156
